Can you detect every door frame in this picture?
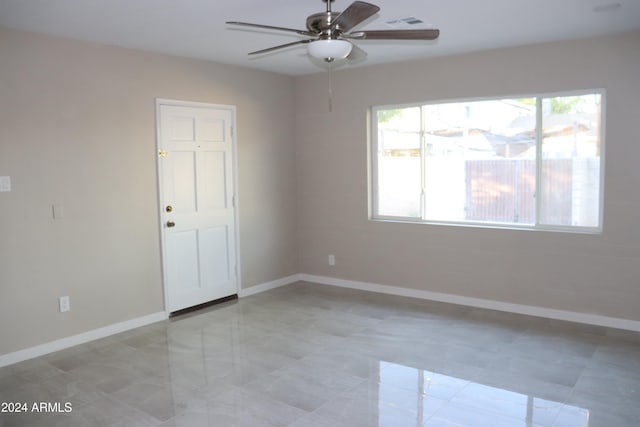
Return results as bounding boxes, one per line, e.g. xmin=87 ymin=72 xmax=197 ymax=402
xmin=155 ymin=98 xmax=241 ymax=313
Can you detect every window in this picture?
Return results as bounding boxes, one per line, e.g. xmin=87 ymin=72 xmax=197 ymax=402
xmin=371 ymin=91 xmax=604 ymax=232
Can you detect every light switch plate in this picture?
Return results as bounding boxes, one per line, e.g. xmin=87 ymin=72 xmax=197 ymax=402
xmin=0 ymin=176 xmax=11 ymax=192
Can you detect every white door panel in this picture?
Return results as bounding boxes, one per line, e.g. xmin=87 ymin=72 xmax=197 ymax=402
xmin=171 ymin=151 xmax=197 ymax=212
xmin=166 ymin=231 xmax=200 ymax=291
xmin=199 ymin=118 xmax=226 ymax=142
xmin=157 ymin=101 xmax=238 ymax=312
xmin=199 ymin=151 xmax=227 ymax=210
xmin=199 ymin=226 xmax=231 ymax=286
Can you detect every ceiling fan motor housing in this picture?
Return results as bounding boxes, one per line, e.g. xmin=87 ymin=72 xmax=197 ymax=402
xmin=306 ymin=12 xmax=343 ymax=38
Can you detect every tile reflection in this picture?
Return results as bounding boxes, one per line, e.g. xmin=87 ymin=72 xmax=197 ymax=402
xmin=374 ymin=362 xmax=590 ymax=427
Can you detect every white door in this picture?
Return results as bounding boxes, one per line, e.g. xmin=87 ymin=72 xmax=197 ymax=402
xmin=157 ymin=100 xmax=238 ymax=313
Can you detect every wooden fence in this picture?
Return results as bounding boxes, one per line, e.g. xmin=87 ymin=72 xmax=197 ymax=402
xmin=464 ymin=159 xmax=574 ymax=224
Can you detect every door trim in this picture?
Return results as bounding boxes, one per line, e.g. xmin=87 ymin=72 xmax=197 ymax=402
xmin=155 ymin=98 xmax=241 ymax=312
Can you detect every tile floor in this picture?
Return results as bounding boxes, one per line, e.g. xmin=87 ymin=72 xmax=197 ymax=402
xmin=1 ymin=281 xmax=639 ymax=427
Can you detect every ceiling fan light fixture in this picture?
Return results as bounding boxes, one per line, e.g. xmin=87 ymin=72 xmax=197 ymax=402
xmin=308 ymin=39 xmax=352 ymax=60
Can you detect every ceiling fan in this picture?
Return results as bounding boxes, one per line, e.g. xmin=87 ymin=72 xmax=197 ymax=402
xmin=226 ymin=0 xmax=440 ymax=63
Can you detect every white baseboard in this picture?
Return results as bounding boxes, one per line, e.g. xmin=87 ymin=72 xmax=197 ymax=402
xmin=4 ymin=272 xmax=639 ymax=368
xmin=299 ymin=274 xmax=640 ymax=332
xmin=239 ymin=274 xmax=301 ymax=297
xmin=1 ymin=273 xmax=301 ymax=368
xmin=0 ymin=311 xmax=168 ymax=368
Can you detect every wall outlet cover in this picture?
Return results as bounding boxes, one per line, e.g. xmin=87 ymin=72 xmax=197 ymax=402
xmin=59 ymin=296 xmax=70 ymax=313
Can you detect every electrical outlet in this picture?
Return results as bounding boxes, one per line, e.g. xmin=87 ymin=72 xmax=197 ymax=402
xmin=328 ymin=254 xmax=336 ymax=266
xmin=59 ymin=296 xmax=70 ymax=313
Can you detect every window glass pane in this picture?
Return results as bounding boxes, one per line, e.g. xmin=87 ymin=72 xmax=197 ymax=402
xmin=540 ymin=94 xmax=601 ymax=227
xmin=376 ymin=107 xmax=421 ymax=217
xmin=371 ymin=92 xmax=603 ymax=232
xmin=423 ymin=99 xmax=536 ymax=223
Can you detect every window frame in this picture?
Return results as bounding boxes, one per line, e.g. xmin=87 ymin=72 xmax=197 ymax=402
xmin=369 ymin=89 xmax=606 ymax=234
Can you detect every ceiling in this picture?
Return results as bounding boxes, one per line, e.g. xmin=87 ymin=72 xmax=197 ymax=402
xmin=1 ymin=0 xmax=638 ymax=76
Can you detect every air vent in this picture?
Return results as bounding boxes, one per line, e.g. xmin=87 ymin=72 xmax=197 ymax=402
xmin=385 ymin=16 xmax=426 ymax=29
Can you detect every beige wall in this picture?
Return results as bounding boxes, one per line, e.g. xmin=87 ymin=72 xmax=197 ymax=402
xmin=1 ymin=26 xmax=638 ymax=358
xmin=295 ymin=31 xmax=640 ymax=321
xmin=0 ymin=28 xmax=297 ymax=355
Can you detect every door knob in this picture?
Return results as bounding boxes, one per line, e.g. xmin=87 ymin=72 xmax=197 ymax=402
xmin=165 ymin=205 xmax=173 ymax=213
xmin=166 ymin=221 xmax=176 ymax=228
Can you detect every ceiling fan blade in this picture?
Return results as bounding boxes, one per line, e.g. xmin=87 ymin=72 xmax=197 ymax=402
xmin=347 ymin=43 xmax=367 ymax=61
xmin=351 ymin=29 xmax=440 ymax=40
xmin=331 ymin=1 xmax=380 ymax=33
xmin=226 ymin=21 xmax=316 ymax=37
xmin=248 ymin=39 xmax=312 ymax=56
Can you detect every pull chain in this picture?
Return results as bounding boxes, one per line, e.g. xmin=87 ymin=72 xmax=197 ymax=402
xmin=325 ymin=1 xmax=335 ymax=112
xmin=328 ymin=64 xmax=333 ymax=112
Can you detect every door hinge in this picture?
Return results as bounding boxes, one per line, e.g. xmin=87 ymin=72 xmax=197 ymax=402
xmin=231 ymin=126 xmax=234 ymax=138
